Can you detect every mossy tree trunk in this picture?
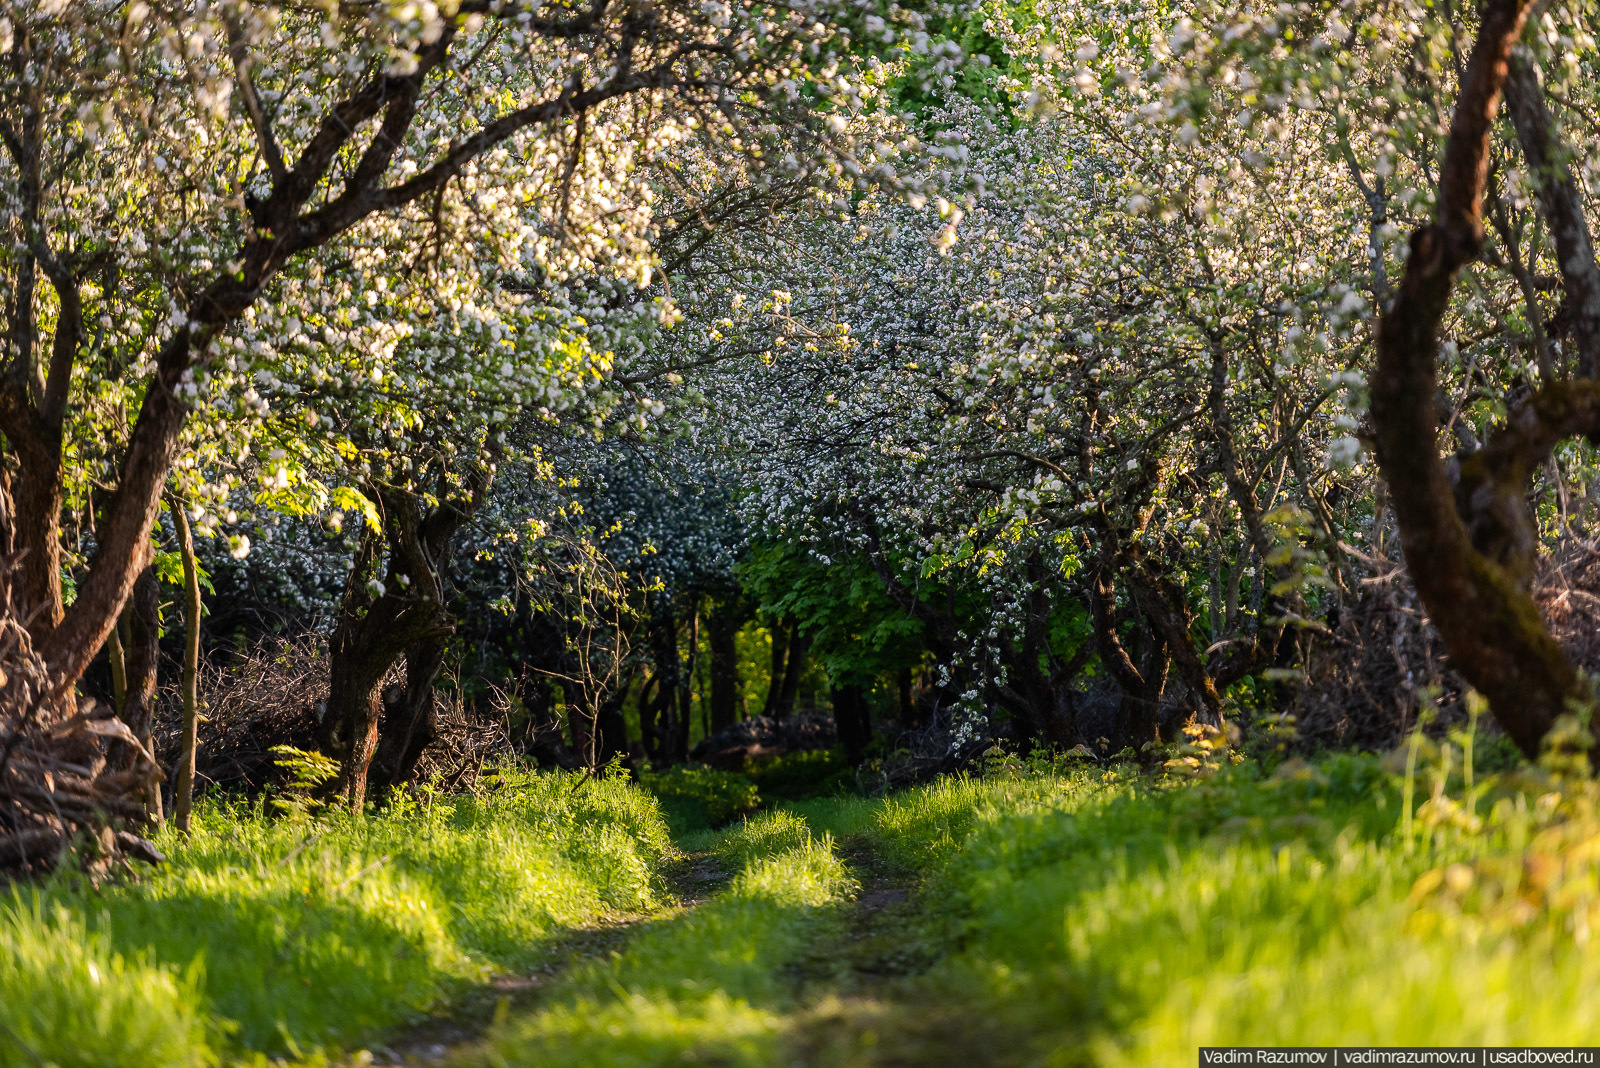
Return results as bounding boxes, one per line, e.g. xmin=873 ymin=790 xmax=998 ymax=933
xmin=1366 ymin=0 xmax=1600 ymax=757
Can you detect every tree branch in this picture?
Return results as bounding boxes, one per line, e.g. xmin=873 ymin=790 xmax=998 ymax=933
xmin=1504 ymin=52 xmax=1600 ymax=379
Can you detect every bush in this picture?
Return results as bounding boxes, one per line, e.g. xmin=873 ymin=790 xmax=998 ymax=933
xmin=640 ymin=765 xmax=761 ymax=832
xmin=747 ymin=748 xmax=852 ymax=800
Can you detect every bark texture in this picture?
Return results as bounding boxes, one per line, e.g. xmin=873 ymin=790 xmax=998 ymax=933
xmin=1366 ymin=0 xmax=1585 ymax=757
xmin=170 ymin=502 xmax=202 ymax=833
xmin=324 ymin=473 xmax=487 ymax=810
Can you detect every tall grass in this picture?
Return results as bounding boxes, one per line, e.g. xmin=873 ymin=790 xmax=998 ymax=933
xmin=0 ymin=903 xmax=213 ymax=1068
xmin=843 ymin=747 xmax=1600 ymax=1063
xmin=468 ymin=808 xmax=856 ymax=1067
xmin=1 ymin=767 xmax=674 ymax=1065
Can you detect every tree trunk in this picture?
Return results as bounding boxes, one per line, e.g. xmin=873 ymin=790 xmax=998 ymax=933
xmin=1504 ymin=54 xmax=1600 ymax=378
xmin=2 ymin=422 xmax=67 ymax=640
xmin=1366 ymin=0 xmax=1585 ymax=758
xmin=516 ymin=673 xmax=577 ymax=768
xmin=675 ymin=609 xmax=697 ymax=762
xmin=1126 ymin=563 xmax=1224 ymax=725
xmin=761 ymin=621 xmax=789 ymax=717
xmin=107 ymin=615 xmax=127 ymax=716
xmin=1087 ymin=564 xmax=1169 ymax=747
xmin=637 ymin=673 xmax=663 ymax=765
xmin=170 ymin=500 xmax=202 ymax=834
xmin=596 ymin=685 xmax=631 ymax=767
xmin=708 ymin=603 xmax=741 ymax=734
xmin=324 ymin=472 xmax=486 ymax=811
xmin=644 ymin=604 xmax=680 ymax=763
xmin=388 ymin=637 xmax=446 ymax=787
xmin=774 ymin=625 xmax=809 ymax=718
xmin=122 ymin=565 xmax=163 ymax=823
xmin=560 ymin=684 xmax=592 ymax=767
xmin=33 ymin=327 xmax=193 ymax=710
xmin=833 ymin=683 xmax=871 ymax=762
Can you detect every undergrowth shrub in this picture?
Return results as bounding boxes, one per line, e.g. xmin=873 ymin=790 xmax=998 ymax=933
xmin=640 ymin=765 xmax=761 ymax=832
xmin=747 ymin=748 xmax=851 ymax=799
xmin=5 ymin=765 xmax=673 ymax=1062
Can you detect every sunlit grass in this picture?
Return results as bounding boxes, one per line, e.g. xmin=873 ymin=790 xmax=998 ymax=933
xmin=831 ymin=748 xmax=1600 ymax=1063
xmin=11 ymin=738 xmax=1600 ymax=1067
xmin=0 ymin=902 xmax=215 ymax=1068
xmin=465 ymin=807 xmax=855 ymax=1067
xmin=2 ymin=767 xmax=674 ymax=1064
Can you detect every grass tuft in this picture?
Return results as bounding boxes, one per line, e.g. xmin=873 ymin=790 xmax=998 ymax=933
xmin=0 ymin=900 xmax=214 ymax=1067
xmin=2 ymin=766 xmax=674 ymax=1063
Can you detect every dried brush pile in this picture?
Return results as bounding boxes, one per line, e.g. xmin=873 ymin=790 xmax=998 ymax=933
xmin=1290 ymin=538 xmax=1600 ymax=753
xmin=158 ymin=635 xmax=514 ymax=797
xmin=1533 ymin=539 xmax=1600 ymax=674
xmin=1290 ymin=545 xmax=1459 ymax=752
xmin=153 ymin=634 xmax=331 ymax=793
xmin=377 ymin=679 xmax=515 ymax=791
xmin=0 ymin=590 xmax=163 ymax=877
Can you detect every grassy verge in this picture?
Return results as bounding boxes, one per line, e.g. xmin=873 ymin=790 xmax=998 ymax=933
xmin=13 ymin=741 xmax=1597 ymax=1067
xmin=805 ymin=748 xmax=1600 ymax=1063
xmin=0 ymin=767 xmax=674 ymax=1066
xmin=463 ymin=808 xmax=855 ymax=1067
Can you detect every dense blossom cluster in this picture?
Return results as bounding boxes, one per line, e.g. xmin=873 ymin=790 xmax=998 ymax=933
xmin=9 ymin=0 xmax=1600 ymax=767
xmin=640 ymin=0 xmax=1600 ymax=734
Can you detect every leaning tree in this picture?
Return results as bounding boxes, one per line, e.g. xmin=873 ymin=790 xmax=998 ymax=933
xmin=1150 ymin=0 xmax=1600 ymax=755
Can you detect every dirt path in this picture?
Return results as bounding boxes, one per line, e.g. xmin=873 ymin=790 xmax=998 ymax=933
xmin=779 ymin=839 xmax=991 ymax=1067
xmin=359 ymin=832 xmax=931 ymax=1067
xmin=785 ymin=840 xmax=932 ymax=993
xmin=362 ymin=850 xmax=731 ymax=1067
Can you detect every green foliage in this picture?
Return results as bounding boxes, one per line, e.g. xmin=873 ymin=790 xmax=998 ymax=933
xmin=640 ymin=765 xmax=762 ymax=833
xmin=747 ymin=748 xmax=853 ymax=799
xmin=8 ymin=766 xmax=673 ymax=1062
xmin=469 ymin=808 xmax=853 ymax=1067
xmin=846 ymin=0 xmax=1022 ymax=118
xmin=152 ymin=548 xmax=215 ymax=597
xmin=267 ymin=745 xmax=341 ymax=817
xmin=740 ymin=540 xmax=924 ymax=687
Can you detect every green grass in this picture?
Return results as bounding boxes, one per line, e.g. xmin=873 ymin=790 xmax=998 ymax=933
xmin=638 ymin=765 xmax=762 ymax=835
xmin=464 ymin=809 xmax=856 ymax=1067
xmin=12 ymin=737 xmax=1600 ymax=1067
xmin=800 ymin=748 xmax=1600 ymax=1063
xmin=0 ymin=767 xmax=674 ymax=1065
xmin=0 ymin=903 xmax=213 ymax=1068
